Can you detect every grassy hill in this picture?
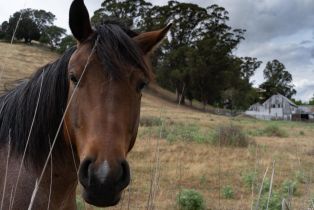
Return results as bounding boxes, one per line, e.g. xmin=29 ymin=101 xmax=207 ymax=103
xmin=1 ymin=42 xmax=314 ymax=210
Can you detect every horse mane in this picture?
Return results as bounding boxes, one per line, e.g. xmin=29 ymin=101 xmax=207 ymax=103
xmin=0 ymin=47 xmax=76 ymax=168
xmin=0 ymin=22 xmax=151 ymax=168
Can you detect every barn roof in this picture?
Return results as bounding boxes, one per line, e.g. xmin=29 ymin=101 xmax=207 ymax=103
xmin=264 ymin=93 xmax=297 ymax=107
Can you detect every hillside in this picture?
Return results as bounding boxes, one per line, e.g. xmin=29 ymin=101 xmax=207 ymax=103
xmin=1 ymin=42 xmax=314 ymax=210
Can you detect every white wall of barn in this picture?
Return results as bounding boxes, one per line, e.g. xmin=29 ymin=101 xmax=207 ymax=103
xmin=245 ymin=94 xmax=297 ymax=120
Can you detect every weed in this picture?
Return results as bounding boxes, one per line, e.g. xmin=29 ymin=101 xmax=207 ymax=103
xmin=261 ymin=125 xmax=288 ymax=138
xmin=242 ymin=171 xmax=257 ymax=188
xmin=295 ymin=170 xmax=307 ymax=184
xmin=140 ymin=116 xmax=163 ymax=127
xmin=256 ymin=191 xmax=282 ymax=210
xmin=281 ymin=179 xmax=297 ymax=196
xmin=222 ymin=185 xmax=234 ymax=199
xmin=177 ymin=189 xmax=205 ymax=210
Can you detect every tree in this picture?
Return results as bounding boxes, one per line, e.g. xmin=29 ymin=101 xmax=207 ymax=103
xmin=40 ymin=26 xmax=66 ymax=49
xmin=155 ymin=1 xmax=211 ymax=104
xmin=0 ymin=21 xmax=9 ymax=39
xmin=240 ymin=57 xmax=262 ymax=80
xmin=2 ymin=9 xmax=56 ymax=43
xmin=259 ymin=59 xmax=296 ymax=99
xmin=309 ymin=94 xmax=314 ymax=105
xmin=57 ymin=35 xmax=76 ymax=53
xmin=91 ymin=0 xmax=258 ymax=109
xmin=91 ymin=0 xmax=152 ymax=28
xmin=290 ymin=98 xmax=304 ymax=105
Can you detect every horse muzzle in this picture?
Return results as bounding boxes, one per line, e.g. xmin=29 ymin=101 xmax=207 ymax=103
xmin=78 ymin=158 xmax=130 ymax=207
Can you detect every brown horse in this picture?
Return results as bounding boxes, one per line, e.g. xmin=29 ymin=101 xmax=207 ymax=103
xmin=0 ymin=0 xmax=170 ymax=209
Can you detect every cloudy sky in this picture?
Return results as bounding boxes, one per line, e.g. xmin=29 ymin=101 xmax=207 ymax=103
xmin=1 ymin=0 xmax=314 ymax=101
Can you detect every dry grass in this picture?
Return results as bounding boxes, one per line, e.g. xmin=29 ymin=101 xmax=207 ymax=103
xmin=2 ymin=42 xmax=314 ymax=210
xmin=0 ymin=42 xmax=57 ymax=90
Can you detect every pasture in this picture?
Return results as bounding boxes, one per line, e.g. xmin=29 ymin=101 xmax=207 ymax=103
xmin=1 ymin=42 xmax=314 ymax=209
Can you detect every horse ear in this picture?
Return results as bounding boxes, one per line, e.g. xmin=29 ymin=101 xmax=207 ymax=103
xmin=69 ymin=0 xmax=93 ymax=43
xmin=134 ymin=24 xmax=172 ymax=54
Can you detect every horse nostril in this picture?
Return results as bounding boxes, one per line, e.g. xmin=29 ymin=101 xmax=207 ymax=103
xmin=79 ymin=158 xmax=93 ymax=188
xmin=116 ymin=160 xmax=130 ymax=191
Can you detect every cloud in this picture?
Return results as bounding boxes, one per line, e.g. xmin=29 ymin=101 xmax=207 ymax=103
xmin=295 ymin=84 xmax=314 ymax=101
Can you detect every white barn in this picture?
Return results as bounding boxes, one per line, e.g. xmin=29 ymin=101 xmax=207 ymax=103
xmin=245 ymin=94 xmax=297 ymax=120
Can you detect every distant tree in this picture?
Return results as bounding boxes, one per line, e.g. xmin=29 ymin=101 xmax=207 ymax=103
xmin=156 ymin=1 xmax=211 ymax=104
xmin=2 ymin=9 xmax=56 ymax=43
xmin=0 ymin=21 xmax=9 ymax=39
xmin=222 ymin=57 xmax=262 ymax=110
xmin=33 ymin=10 xmax=55 ymax=32
xmin=259 ymin=59 xmax=296 ymax=99
xmin=90 ymin=0 xmax=258 ymax=109
xmin=57 ymin=35 xmax=76 ymax=53
xmin=309 ymin=94 xmax=314 ymax=105
xmin=40 ymin=26 xmax=66 ymax=49
xmin=240 ymin=57 xmax=262 ymax=80
xmin=290 ymin=98 xmax=304 ymax=105
xmin=91 ymin=0 xmax=152 ymax=28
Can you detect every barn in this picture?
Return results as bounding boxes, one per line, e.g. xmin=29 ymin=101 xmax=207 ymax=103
xmin=245 ymin=94 xmax=298 ymax=120
xmin=292 ymin=105 xmax=314 ymax=121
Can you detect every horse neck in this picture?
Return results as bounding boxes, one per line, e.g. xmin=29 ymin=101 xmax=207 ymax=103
xmin=0 ymin=143 xmax=79 ymax=210
xmin=38 ymin=146 xmax=79 ymax=209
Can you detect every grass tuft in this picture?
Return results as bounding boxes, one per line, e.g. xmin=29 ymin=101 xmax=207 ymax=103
xmin=212 ymin=124 xmax=251 ymax=147
xmin=260 ymin=125 xmax=288 ymax=138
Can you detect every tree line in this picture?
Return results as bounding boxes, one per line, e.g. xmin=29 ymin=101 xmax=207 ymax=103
xmin=0 ymin=1 xmax=302 ymax=109
xmin=0 ymin=8 xmax=76 ymax=52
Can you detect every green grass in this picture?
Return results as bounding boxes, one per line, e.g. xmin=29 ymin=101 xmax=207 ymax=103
xmin=247 ymin=124 xmax=288 ymax=138
xmin=139 ymin=119 xmax=213 ymax=143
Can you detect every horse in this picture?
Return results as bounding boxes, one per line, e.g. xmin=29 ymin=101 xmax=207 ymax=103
xmin=0 ymin=0 xmax=171 ymax=209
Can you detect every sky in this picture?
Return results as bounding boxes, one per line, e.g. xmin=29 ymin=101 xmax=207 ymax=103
xmin=1 ymin=0 xmax=314 ymax=101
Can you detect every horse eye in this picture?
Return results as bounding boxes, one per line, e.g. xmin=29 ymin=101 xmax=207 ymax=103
xmin=137 ymin=81 xmax=147 ymax=92
xmin=70 ymin=74 xmax=78 ymax=85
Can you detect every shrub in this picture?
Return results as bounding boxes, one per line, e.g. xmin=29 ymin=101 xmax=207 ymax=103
xmin=282 ymin=179 xmax=297 ymax=196
xmin=140 ymin=116 xmax=163 ymax=127
xmin=299 ymin=130 xmax=305 ymax=136
xmin=212 ymin=124 xmax=251 ymax=147
xmin=177 ymin=189 xmax=205 ymax=210
xmin=256 ymin=191 xmax=282 ymax=210
xmin=222 ymin=185 xmax=234 ymax=199
xmin=261 ymin=125 xmax=288 ymax=138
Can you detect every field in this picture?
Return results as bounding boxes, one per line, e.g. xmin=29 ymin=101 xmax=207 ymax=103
xmin=1 ymin=42 xmax=314 ymax=210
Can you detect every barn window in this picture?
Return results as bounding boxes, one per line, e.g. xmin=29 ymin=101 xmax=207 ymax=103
xmin=272 ymin=104 xmax=276 ymax=108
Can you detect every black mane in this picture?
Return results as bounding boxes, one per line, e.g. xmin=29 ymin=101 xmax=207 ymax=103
xmin=0 ymin=22 xmax=150 ymax=168
xmin=0 ymin=48 xmax=75 ymax=167
xmin=94 ymin=23 xmax=151 ymax=79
